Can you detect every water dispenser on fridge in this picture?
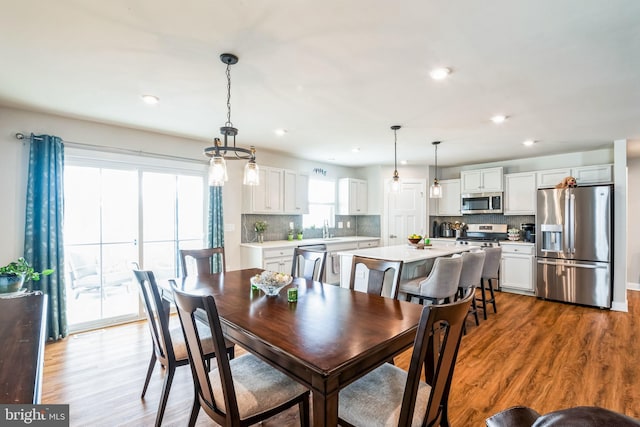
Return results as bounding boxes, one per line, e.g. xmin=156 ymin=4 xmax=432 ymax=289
xmin=540 ymin=224 xmax=563 ymax=253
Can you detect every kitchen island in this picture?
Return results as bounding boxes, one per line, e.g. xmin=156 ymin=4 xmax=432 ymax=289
xmin=337 ymin=243 xmax=469 ymax=297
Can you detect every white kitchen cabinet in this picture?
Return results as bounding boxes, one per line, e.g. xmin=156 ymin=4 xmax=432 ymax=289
xmin=436 ymin=179 xmax=461 ymax=216
xmin=536 ymin=168 xmax=571 ymax=188
xmin=242 ymin=166 xmax=284 ymax=213
xmin=357 ymin=239 xmax=379 ymax=249
xmin=504 ymin=172 xmax=537 ymax=215
xmin=338 ymin=178 xmax=368 ymax=215
xmin=571 ymin=164 xmax=613 ymax=185
xmin=537 ymin=164 xmax=613 ymax=188
xmin=461 ymin=167 xmax=503 ymax=193
xmin=500 ymin=243 xmax=535 ymax=294
xmin=261 ymin=247 xmax=295 ymax=273
xmin=284 ymin=170 xmax=309 ymax=214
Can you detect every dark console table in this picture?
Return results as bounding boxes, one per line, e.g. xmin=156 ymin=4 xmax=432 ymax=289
xmin=0 ymin=292 xmax=48 ymax=403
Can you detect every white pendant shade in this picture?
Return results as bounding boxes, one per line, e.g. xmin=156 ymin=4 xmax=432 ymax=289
xmin=208 ymin=156 xmax=228 ymax=186
xmin=389 ymin=176 xmax=401 ymax=193
xmin=243 ymin=161 xmax=260 ymax=186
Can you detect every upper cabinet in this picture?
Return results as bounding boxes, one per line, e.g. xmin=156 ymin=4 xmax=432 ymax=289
xmin=571 ymin=164 xmax=613 ymax=185
xmin=435 ymin=179 xmax=461 ymax=216
xmin=243 ymin=167 xmax=308 ymax=214
xmin=461 ymin=167 xmax=503 ymax=193
xmin=536 ymin=168 xmax=572 ymax=188
xmin=537 ymin=164 xmax=613 ymax=188
xmin=504 ymin=172 xmax=536 ymax=215
xmin=283 ymin=170 xmax=309 ymax=214
xmin=338 ymin=178 xmax=368 ymax=215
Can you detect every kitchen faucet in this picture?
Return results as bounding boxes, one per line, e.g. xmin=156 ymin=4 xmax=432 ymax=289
xmin=322 ymin=220 xmax=330 ymax=239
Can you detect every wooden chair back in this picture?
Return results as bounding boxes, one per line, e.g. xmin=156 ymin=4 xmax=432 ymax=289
xmin=399 ymin=288 xmax=474 ymax=426
xmin=291 ymin=247 xmax=327 ymax=281
xmin=180 ymin=247 xmax=226 ymax=277
xmin=133 ymin=270 xmax=175 ymax=367
xmin=349 ymin=256 xmax=403 ymax=299
xmin=171 ymin=286 xmax=241 ymax=425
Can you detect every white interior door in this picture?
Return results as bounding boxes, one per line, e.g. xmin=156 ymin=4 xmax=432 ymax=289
xmin=384 ymin=179 xmax=426 ymax=246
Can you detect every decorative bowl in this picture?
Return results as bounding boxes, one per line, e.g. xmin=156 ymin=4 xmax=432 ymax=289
xmin=0 ymin=274 xmax=25 ymax=294
xmin=408 ymin=237 xmax=423 ymax=245
xmin=251 ymin=271 xmax=293 ymax=296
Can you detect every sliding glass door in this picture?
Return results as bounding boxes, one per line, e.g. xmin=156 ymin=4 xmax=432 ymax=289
xmin=64 ymin=153 xmax=206 ymax=331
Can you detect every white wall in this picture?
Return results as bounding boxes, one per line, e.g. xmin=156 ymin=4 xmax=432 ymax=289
xmin=627 ymin=144 xmax=640 ymax=290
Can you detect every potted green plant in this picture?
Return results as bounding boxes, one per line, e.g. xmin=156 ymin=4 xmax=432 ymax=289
xmin=287 ymin=229 xmax=294 ymax=241
xmin=295 ymin=228 xmax=303 ymax=240
xmin=0 ymin=257 xmax=54 ymax=294
xmin=254 ymin=221 xmax=268 ymax=243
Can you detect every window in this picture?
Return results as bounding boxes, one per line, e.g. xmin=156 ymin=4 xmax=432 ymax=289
xmin=303 ymin=177 xmax=336 ymax=228
xmin=64 ymin=148 xmax=207 ymax=331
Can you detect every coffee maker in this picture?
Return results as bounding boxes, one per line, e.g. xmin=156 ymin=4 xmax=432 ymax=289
xmin=521 ymin=223 xmax=535 ymax=243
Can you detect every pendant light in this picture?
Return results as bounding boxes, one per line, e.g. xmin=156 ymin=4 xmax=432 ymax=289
xmin=204 ymin=53 xmax=259 ymax=187
xmin=429 ymin=141 xmax=443 ymax=198
xmin=389 ymin=125 xmax=401 ymax=193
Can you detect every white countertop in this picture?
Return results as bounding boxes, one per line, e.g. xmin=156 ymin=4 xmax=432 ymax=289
xmin=336 ymin=244 xmax=469 ymax=263
xmin=240 ymin=236 xmax=380 ymax=249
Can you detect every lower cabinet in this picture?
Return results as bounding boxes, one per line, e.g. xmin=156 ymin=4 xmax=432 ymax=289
xmin=500 ymin=243 xmax=535 ymax=294
xmin=262 ymin=248 xmax=294 ymax=273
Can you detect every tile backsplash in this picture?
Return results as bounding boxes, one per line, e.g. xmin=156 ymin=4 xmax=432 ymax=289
xmin=241 ymin=214 xmax=381 ymax=243
xmin=428 ymin=214 xmax=535 ymax=236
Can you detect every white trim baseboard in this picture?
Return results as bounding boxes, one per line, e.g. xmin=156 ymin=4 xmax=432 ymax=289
xmin=611 ymin=300 xmax=628 ymax=312
xmin=627 ymin=281 xmax=640 ymax=291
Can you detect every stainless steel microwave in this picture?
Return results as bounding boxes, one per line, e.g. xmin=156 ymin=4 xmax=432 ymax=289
xmin=461 ymin=192 xmax=503 ymax=214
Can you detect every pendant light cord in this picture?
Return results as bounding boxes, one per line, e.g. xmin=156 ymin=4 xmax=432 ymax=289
xmin=226 ymin=63 xmax=233 ymax=128
xmin=394 ymin=128 xmax=398 ymax=173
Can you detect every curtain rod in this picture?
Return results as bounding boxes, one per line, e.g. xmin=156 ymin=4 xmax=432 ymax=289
xmin=14 ymin=132 xmax=207 ymax=164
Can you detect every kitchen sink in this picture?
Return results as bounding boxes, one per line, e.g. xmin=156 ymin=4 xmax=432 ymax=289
xmin=321 ymin=237 xmax=342 ymax=241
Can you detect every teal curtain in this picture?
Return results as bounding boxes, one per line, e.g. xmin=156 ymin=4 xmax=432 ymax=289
xmin=207 ymin=186 xmax=224 ymax=272
xmin=24 ymin=133 xmax=67 ymax=341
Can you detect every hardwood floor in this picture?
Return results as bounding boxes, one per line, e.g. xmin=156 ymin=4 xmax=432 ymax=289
xmin=42 ymin=290 xmax=640 ymax=426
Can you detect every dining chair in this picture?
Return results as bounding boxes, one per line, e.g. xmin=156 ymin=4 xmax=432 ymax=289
xmin=348 ymin=256 xmax=404 ymax=299
xmin=338 ymin=288 xmax=474 ymax=427
xmin=133 ymin=269 xmax=235 ymax=427
xmin=179 ymin=247 xmax=226 ymax=277
xmin=477 ymin=247 xmax=501 ymax=319
xmin=400 ymin=255 xmax=463 ymax=305
xmin=291 ymin=247 xmax=327 ymax=281
xmin=457 ymin=250 xmax=486 ymax=331
xmin=171 ymin=285 xmax=310 ymax=427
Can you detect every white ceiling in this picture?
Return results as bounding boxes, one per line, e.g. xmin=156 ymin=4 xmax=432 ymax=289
xmin=1 ymin=0 xmax=639 ymax=167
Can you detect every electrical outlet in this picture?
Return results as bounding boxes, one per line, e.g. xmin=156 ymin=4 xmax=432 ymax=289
xmin=289 ymin=222 xmax=294 ymax=229
xmin=338 ymin=221 xmax=343 ymax=228
xmin=347 ymin=221 xmax=351 ymax=228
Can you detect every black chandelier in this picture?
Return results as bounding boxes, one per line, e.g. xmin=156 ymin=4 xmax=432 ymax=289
xmin=204 ymin=53 xmax=259 ymax=186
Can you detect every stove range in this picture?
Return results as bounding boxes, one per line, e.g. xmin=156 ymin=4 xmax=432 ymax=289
xmin=456 ymin=224 xmax=507 ymax=247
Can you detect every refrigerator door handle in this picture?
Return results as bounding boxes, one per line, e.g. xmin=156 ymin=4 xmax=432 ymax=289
xmin=537 ymin=259 xmax=604 ymax=269
xmin=564 ymin=191 xmax=571 ymax=254
xmin=569 ymin=193 xmax=576 ymax=254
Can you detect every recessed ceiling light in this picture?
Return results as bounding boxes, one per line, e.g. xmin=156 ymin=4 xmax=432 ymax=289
xmin=274 ymin=129 xmax=288 ymax=136
xmin=491 ymin=115 xmax=507 ymax=124
xmin=523 ymin=139 xmax=536 ymax=146
xmin=429 ymin=67 xmax=451 ymax=80
xmin=141 ymin=94 xmax=159 ymax=105
xmin=352 ymin=147 xmax=360 ymax=153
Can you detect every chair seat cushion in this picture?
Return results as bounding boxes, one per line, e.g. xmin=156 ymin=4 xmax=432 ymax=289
xmin=339 ymin=362 xmax=431 ymax=427
xmin=209 ymin=354 xmax=308 ymax=419
xmin=170 ymin=318 xmax=233 ymax=361
xmin=399 ymin=278 xmax=421 ymax=296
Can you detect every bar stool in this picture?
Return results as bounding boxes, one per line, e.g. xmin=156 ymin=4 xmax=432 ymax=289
xmin=477 ymin=247 xmax=501 ymax=319
xmin=400 ymin=255 xmax=463 ymax=305
xmin=457 ymin=250 xmax=486 ymax=331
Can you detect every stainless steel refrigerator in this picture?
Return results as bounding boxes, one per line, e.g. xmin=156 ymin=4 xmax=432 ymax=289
xmin=536 ymin=185 xmax=613 ymax=308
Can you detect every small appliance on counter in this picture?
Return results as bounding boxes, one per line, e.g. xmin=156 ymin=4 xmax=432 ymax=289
xmin=440 ymin=222 xmax=454 ymax=238
xmin=521 ymin=223 xmax=535 ymax=243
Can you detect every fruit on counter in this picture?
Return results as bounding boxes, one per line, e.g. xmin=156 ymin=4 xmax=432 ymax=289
xmin=408 ymin=234 xmax=423 ymax=239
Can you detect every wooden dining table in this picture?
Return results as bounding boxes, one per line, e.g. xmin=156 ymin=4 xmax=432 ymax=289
xmin=167 ymin=268 xmax=424 ymax=427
